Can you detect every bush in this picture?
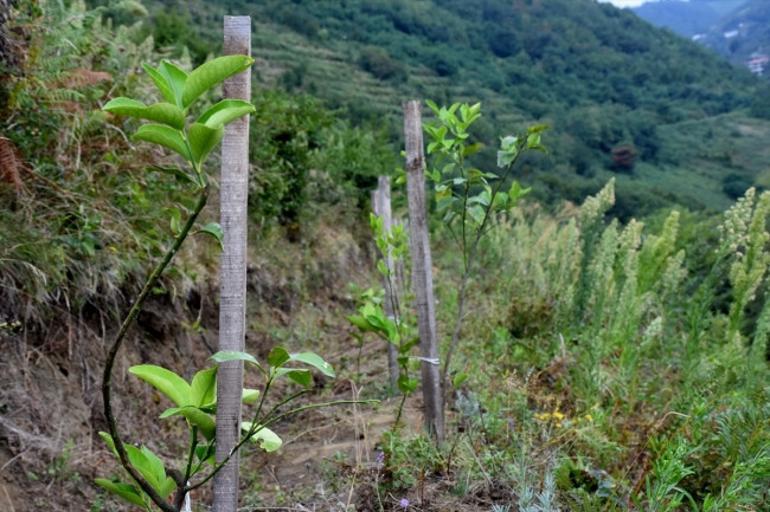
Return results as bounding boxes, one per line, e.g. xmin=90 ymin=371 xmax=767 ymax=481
xmin=723 ymin=173 xmax=753 ymax=199
xmin=358 ymin=47 xmax=406 ymax=82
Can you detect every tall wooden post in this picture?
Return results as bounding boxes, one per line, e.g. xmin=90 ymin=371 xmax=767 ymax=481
xmin=372 ymin=176 xmax=400 ymax=391
xmin=403 ymin=100 xmax=444 ymax=442
xmin=214 ymin=16 xmax=251 ymax=512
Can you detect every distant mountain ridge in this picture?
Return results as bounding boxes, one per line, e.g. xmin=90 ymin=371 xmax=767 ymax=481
xmin=633 ymin=0 xmax=745 ymax=37
xmin=634 ymin=0 xmax=770 ymax=76
xmin=700 ymin=1 xmax=770 ymax=70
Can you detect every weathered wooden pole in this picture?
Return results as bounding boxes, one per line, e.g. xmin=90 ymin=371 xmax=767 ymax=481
xmin=403 ymin=100 xmax=444 ymax=442
xmin=214 ymin=15 xmax=251 ymax=512
xmin=372 ymin=176 xmax=400 ymax=391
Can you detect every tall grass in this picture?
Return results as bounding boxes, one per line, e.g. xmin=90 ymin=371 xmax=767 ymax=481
xmin=423 ymin=181 xmax=770 ymax=509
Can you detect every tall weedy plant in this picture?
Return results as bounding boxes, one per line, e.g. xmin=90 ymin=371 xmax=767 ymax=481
xmin=97 ymin=56 xmax=348 ymax=511
xmin=422 ymin=101 xmax=546 ymax=397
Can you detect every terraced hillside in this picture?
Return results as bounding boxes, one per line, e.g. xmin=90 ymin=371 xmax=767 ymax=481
xmin=140 ymin=0 xmax=770 ymax=214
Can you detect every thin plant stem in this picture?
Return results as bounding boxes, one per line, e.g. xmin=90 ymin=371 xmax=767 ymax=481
xmin=101 ymin=186 xmax=209 ymax=512
xmin=440 ymin=154 xmax=522 ymax=397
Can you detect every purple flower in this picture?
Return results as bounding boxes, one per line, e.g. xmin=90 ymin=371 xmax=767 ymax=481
xmin=399 ymin=497 xmax=409 ymax=509
xmin=375 ymin=450 xmax=385 ymax=466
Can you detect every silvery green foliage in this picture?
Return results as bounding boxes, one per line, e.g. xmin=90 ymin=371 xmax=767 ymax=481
xmin=517 ymin=468 xmax=560 ymax=512
xmin=718 ymin=187 xmax=770 ymax=342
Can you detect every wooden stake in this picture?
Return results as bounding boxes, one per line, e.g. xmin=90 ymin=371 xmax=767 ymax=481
xmin=403 ymin=100 xmax=444 ymax=442
xmin=214 ymin=15 xmax=251 ymax=512
xmin=372 ymin=176 xmax=400 ymax=391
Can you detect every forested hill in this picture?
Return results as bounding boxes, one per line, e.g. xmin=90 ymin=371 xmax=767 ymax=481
xmin=134 ymin=0 xmax=770 ymax=215
xmin=700 ymin=0 xmax=770 ymax=65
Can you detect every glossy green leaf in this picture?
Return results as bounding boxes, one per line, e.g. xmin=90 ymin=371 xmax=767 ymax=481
xmin=129 ymin=364 xmax=191 ymax=407
xmin=124 ymin=445 xmax=163 ymax=493
xmin=211 ymin=350 xmax=259 ymax=366
xmin=198 ymin=222 xmax=223 ymax=249
xmin=268 ymin=346 xmax=290 ymax=368
xmin=275 ymin=367 xmax=312 ymax=387
xmin=139 ymin=445 xmax=169 ymax=495
xmin=159 ymin=405 xmax=216 ymax=440
xmin=242 ymin=388 xmax=260 ymax=404
xmin=188 ymin=122 xmax=223 ymax=165
xmin=182 ymin=55 xmax=254 ymax=108
xmin=132 ymin=124 xmax=191 ymax=162
xmin=195 ymin=444 xmax=216 ymax=467
xmin=98 ymin=431 xmax=118 ymax=458
xmin=290 ymin=352 xmax=335 ymax=378
xmin=158 ymin=60 xmax=188 ymax=107
xmin=103 ymin=98 xmax=184 ymax=129
xmin=94 ymin=478 xmax=146 ymax=507
xmin=191 ymin=367 xmax=217 ymax=406
xmin=241 ymin=422 xmax=283 ymax=452
xmin=197 ymin=99 xmax=255 ymax=128
xmin=143 ymin=63 xmax=175 ymax=104
xmin=347 ymin=314 xmax=372 ymax=332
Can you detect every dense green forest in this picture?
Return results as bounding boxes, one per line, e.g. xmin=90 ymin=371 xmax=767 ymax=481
xmin=2 ymin=1 xmax=770 ymax=511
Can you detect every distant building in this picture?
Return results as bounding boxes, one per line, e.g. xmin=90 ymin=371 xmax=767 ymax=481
xmin=747 ymin=53 xmax=770 ymax=76
xmin=724 ymin=30 xmax=740 ymax=39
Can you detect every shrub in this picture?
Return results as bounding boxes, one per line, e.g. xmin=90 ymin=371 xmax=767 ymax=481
xmin=358 ymin=47 xmax=406 ymax=82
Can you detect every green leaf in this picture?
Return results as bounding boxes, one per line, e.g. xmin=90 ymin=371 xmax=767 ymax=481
xmin=169 ymin=207 xmax=181 ymax=235
xmin=195 ymin=444 xmax=216 ymax=466
xmin=268 ymin=346 xmax=291 ymax=368
xmin=182 ymin=55 xmax=254 ymax=108
xmin=103 ymin=98 xmax=185 ymax=129
xmin=290 ymin=352 xmax=335 ymax=378
xmin=453 ymin=372 xmax=469 ymax=388
xmin=139 ymin=446 xmax=169 ymax=495
xmin=159 ymin=476 xmax=177 ymax=500
xmin=188 ymin=122 xmax=223 ymax=165
xmin=129 ymin=364 xmax=191 ymax=407
xmin=98 ymin=431 xmax=118 ymax=458
xmin=275 ymin=367 xmax=312 ymax=387
xmin=133 ymin=124 xmax=191 ymax=162
xmin=94 ymin=478 xmax=146 ymax=507
xmin=158 ymin=60 xmax=188 ymax=107
xmin=143 ymin=63 xmax=175 ymax=104
xmin=197 ymin=222 xmax=223 ymax=249
xmin=241 ymin=422 xmax=283 ymax=452
xmin=191 ymin=367 xmax=217 ymax=406
xmin=211 ymin=350 xmax=259 ymax=366
xmin=398 ymin=375 xmax=418 ymax=394
xmin=242 ymin=388 xmax=260 ymax=404
xmin=161 ymin=406 xmax=216 ymax=440
xmin=124 ymin=445 xmax=162 ymax=493
xmin=347 ymin=314 xmax=373 ymax=332
xmin=197 ymin=99 xmax=255 ymax=128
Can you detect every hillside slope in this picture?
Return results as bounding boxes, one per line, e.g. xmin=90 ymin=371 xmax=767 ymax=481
xmin=633 ymin=0 xmax=744 ymax=38
xmin=700 ymin=0 xmax=770 ymax=66
xmin=139 ymin=0 xmax=770 ymax=214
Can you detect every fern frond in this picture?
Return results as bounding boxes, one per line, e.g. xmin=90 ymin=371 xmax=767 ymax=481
xmin=0 ymin=137 xmax=23 ymax=193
